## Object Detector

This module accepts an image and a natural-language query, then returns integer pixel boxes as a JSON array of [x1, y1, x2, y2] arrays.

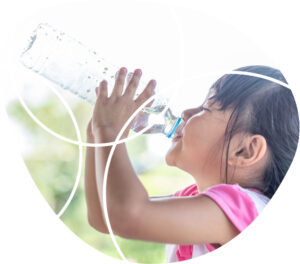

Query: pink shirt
[[165, 183, 270, 262]]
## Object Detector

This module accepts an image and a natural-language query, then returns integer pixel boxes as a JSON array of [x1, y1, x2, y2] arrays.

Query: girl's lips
[[172, 135, 182, 142], [172, 120, 185, 138], [172, 125, 184, 142], [171, 119, 185, 142]]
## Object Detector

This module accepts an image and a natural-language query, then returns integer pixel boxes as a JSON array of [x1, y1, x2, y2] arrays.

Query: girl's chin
[[165, 157, 176, 167], [165, 147, 179, 166], [165, 149, 175, 166]]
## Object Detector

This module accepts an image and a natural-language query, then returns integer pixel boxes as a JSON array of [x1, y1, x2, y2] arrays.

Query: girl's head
[[166, 65, 299, 198]]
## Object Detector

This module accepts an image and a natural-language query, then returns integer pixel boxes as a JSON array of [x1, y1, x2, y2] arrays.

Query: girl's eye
[[200, 106, 210, 112]]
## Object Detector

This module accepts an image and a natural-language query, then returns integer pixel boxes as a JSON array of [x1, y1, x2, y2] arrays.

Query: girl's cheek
[[184, 120, 211, 155], [184, 119, 202, 143]]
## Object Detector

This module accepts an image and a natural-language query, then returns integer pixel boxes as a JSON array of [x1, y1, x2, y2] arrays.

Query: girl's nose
[[181, 107, 202, 122]]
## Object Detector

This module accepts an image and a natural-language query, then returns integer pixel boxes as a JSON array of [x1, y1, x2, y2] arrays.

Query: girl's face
[[165, 99, 233, 189]]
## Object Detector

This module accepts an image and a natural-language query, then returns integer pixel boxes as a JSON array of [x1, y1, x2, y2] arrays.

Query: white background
[[1, 0, 300, 263]]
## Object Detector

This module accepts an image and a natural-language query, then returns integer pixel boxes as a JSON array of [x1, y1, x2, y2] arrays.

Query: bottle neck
[[162, 108, 182, 138], [165, 117, 182, 138]]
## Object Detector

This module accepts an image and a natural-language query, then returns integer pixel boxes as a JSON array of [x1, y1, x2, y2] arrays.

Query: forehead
[[205, 86, 231, 110]]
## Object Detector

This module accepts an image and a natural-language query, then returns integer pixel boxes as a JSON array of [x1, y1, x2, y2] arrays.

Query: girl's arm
[[94, 131, 239, 245], [90, 68, 239, 245], [84, 120, 109, 234]]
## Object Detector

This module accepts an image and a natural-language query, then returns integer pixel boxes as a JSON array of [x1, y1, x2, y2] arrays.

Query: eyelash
[[200, 106, 210, 112]]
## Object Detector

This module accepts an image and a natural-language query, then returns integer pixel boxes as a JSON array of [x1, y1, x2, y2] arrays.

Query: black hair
[[208, 65, 299, 199]]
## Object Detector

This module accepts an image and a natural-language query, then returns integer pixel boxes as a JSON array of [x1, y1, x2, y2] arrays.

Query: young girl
[[84, 65, 299, 262]]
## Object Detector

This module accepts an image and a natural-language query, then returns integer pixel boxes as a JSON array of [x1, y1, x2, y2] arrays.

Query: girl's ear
[[228, 134, 268, 168]]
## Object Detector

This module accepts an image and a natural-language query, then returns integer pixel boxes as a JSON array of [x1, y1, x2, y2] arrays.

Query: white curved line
[[16, 91, 153, 147], [43, 86, 83, 218], [16, 84, 83, 218], [99, 93, 159, 262], [177, 70, 291, 90], [228, 70, 291, 89], [101, 7, 186, 262], [16, 80, 178, 148], [45, 86, 83, 218]]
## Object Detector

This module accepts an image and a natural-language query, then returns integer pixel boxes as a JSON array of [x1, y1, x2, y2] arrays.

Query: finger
[[125, 68, 142, 99], [95, 80, 108, 100], [99, 79, 108, 99], [135, 79, 156, 107], [111, 67, 127, 97], [95, 86, 100, 96], [126, 72, 134, 86]]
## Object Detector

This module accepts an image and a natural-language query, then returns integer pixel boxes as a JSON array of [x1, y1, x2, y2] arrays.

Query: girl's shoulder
[[202, 184, 270, 219], [174, 183, 270, 232], [168, 183, 270, 262]]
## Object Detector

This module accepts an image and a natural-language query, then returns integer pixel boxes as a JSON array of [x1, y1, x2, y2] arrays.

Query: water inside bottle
[[138, 103, 181, 137], [142, 104, 166, 115]]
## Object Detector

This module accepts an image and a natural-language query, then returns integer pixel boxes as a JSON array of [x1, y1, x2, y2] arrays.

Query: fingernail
[[135, 69, 142, 75], [151, 79, 156, 86], [120, 67, 127, 73]]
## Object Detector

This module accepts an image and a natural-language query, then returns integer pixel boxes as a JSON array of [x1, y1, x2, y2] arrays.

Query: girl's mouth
[[172, 131, 183, 142], [172, 135, 182, 142], [172, 120, 185, 142]]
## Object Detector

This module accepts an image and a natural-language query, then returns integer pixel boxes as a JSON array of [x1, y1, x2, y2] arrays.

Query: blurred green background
[[7, 86, 194, 264]]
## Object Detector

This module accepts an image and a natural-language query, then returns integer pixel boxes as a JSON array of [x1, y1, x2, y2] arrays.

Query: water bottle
[[19, 23, 182, 138]]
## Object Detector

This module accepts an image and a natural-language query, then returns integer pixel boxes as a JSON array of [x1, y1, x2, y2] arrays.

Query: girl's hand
[[86, 119, 94, 143], [91, 67, 156, 141]]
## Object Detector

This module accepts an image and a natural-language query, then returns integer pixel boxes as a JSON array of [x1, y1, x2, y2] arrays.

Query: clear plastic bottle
[[19, 23, 182, 138]]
